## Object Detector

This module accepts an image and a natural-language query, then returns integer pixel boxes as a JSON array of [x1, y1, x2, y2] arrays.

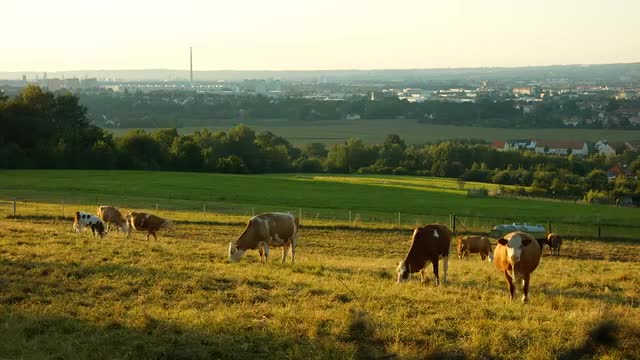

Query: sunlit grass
[[1, 216, 639, 359]]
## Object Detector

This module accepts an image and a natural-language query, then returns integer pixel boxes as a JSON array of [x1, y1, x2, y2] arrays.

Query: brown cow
[[125, 212, 170, 240], [396, 224, 452, 285], [228, 212, 299, 264], [97, 206, 129, 233], [457, 235, 493, 261], [493, 231, 541, 303], [547, 233, 563, 256]]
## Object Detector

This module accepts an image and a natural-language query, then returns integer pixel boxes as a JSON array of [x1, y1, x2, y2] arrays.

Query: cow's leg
[[432, 257, 440, 286], [442, 255, 449, 284], [281, 242, 290, 264], [259, 242, 270, 263], [290, 235, 297, 264], [522, 273, 531, 303], [504, 271, 515, 300], [419, 268, 427, 282]]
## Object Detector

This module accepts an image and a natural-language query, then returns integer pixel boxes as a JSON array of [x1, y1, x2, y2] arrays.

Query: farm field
[[1, 170, 639, 232], [1, 216, 639, 359], [105, 119, 640, 145]]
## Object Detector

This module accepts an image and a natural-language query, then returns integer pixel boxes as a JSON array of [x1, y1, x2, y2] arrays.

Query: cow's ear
[[497, 238, 508, 246], [522, 238, 532, 246]]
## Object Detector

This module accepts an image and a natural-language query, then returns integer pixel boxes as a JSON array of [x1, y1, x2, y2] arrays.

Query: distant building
[[345, 113, 361, 120], [594, 139, 616, 156], [491, 140, 508, 151], [533, 140, 588, 156], [46, 78, 64, 91], [607, 164, 636, 180]]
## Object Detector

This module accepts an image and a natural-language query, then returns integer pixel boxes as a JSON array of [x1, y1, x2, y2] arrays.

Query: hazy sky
[[2, 0, 639, 71]]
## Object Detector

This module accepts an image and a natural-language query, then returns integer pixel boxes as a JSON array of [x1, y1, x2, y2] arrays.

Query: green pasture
[[107, 119, 640, 145], [1, 170, 639, 232]]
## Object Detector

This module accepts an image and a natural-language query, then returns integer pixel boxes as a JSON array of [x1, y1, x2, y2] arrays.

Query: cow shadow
[[541, 287, 638, 307], [0, 311, 354, 360]]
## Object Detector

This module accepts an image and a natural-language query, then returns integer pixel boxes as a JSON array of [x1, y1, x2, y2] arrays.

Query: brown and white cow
[[125, 212, 170, 240], [228, 212, 299, 264], [546, 233, 563, 256], [396, 224, 452, 285], [73, 211, 106, 238], [457, 235, 493, 261], [97, 206, 129, 233], [493, 231, 541, 303]]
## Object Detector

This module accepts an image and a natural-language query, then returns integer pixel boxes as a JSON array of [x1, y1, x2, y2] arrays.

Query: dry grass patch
[[0, 218, 639, 359]]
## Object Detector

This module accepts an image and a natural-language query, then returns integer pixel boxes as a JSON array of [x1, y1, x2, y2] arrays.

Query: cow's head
[[497, 232, 532, 264], [396, 261, 411, 283], [228, 241, 245, 263], [95, 222, 107, 238]]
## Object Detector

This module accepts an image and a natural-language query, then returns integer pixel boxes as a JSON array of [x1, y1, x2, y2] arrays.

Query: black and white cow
[[73, 211, 106, 238]]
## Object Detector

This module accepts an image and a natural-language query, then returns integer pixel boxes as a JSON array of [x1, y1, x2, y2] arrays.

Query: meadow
[[106, 119, 640, 145], [1, 214, 639, 359], [2, 170, 639, 226]]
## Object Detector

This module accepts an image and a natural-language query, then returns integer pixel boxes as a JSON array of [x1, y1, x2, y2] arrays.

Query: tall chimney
[[190, 47, 193, 84]]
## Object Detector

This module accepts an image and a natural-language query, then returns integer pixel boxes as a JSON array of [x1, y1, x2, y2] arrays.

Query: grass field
[[107, 119, 640, 145], [2, 170, 639, 231], [1, 215, 639, 359]]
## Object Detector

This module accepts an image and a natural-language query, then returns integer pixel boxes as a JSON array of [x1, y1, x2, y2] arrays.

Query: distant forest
[[2, 86, 640, 202], [78, 90, 640, 129]]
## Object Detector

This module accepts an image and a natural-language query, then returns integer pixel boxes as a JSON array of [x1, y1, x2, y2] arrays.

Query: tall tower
[[190, 47, 193, 84]]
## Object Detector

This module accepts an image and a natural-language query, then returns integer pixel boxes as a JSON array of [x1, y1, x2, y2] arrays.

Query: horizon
[[3, 0, 640, 73], [3, 61, 640, 77]]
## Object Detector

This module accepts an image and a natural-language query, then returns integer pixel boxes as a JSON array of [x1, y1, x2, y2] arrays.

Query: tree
[[303, 142, 328, 158], [585, 169, 609, 192]]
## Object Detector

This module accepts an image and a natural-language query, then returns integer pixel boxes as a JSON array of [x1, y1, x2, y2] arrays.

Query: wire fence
[[1, 195, 639, 241]]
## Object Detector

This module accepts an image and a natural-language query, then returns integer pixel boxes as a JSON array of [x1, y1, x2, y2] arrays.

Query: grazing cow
[[73, 211, 106, 238], [396, 224, 452, 285], [547, 233, 563, 256], [457, 235, 493, 261], [228, 212, 299, 264], [126, 212, 170, 240], [493, 231, 541, 303], [97, 206, 129, 233]]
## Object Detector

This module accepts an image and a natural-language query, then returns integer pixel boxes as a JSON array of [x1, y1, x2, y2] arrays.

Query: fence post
[[598, 223, 601, 240], [452, 214, 457, 235], [349, 210, 352, 224], [398, 212, 401, 227], [251, 207, 255, 216], [548, 220, 552, 233], [299, 208, 302, 223], [62, 200, 65, 218], [13, 198, 16, 217], [155, 203, 159, 212], [203, 204, 206, 220]]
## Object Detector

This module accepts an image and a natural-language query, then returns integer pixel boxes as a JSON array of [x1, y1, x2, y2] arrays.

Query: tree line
[[2, 86, 640, 202], [78, 89, 640, 129]]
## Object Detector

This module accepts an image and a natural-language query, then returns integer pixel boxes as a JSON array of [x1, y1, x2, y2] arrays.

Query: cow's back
[[129, 212, 161, 230], [413, 224, 451, 258], [520, 234, 542, 273], [265, 213, 298, 243], [98, 206, 122, 222]]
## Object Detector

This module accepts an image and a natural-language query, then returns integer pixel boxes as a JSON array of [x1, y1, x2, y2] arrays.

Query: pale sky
[[2, 0, 639, 71]]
